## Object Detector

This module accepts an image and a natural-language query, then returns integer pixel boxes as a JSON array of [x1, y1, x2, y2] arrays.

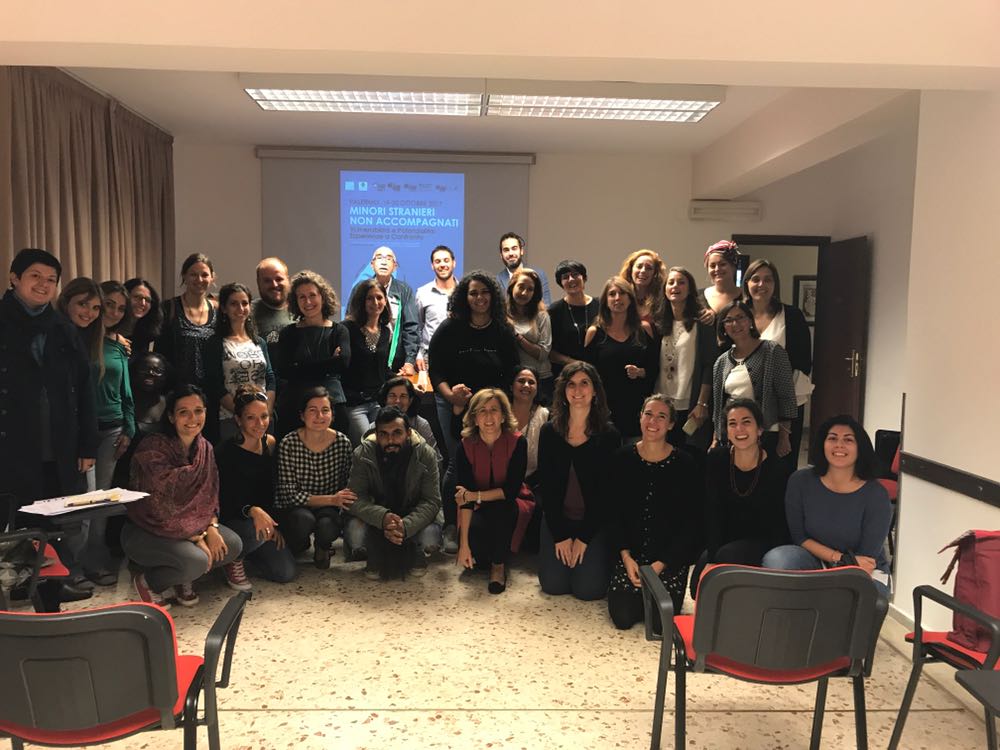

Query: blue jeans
[[346, 401, 380, 446], [762, 544, 890, 598], [344, 516, 443, 554], [226, 516, 296, 583]]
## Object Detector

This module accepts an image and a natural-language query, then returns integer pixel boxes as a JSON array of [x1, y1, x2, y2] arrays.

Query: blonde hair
[[461, 389, 519, 438], [619, 249, 667, 320]]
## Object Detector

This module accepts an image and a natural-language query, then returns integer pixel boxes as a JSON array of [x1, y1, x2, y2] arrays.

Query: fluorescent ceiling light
[[486, 95, 718, 122], [245, 88, 482, 116], [241, 77, 724, 122]]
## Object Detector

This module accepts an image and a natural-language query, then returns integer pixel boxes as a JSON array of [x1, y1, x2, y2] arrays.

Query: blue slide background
[[340, 170, 464, 307]]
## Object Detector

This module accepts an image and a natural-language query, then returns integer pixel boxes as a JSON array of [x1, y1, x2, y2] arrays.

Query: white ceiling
[[68, 67, 791, 154]]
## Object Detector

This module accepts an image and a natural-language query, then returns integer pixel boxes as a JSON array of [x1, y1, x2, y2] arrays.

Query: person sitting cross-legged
[[345, 406, 442, 579]]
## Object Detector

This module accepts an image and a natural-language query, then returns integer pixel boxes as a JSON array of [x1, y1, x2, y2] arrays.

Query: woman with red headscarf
[[699, 240, 743, 325]]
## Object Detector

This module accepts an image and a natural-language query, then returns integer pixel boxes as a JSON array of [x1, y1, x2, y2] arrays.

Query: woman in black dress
[[690, 398, 789, 598], [583, 276, 658, 441], [156, 253, 218, 388], [607, 394, 702, 629], [273, 270, 351, 438]]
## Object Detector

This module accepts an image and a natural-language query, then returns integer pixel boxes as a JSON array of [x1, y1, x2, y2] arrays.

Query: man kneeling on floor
[[346, 406, 442, 579]]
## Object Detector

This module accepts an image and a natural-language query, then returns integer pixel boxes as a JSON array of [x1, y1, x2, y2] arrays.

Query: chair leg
[[184, 678, 202, 750], [810, 678, 828, 750], [649, 641, 671, 750], [852, 675, 868, 750], [888, 658, 925, 750], [674, 653, 686, 750], [986, 708, 997, 750], [11, 738, 26, 750]]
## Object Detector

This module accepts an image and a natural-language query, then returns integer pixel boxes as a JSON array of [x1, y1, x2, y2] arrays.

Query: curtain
[[0, 66, 172, 290]]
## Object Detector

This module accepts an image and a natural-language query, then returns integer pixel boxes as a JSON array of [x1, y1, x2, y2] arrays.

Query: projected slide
[[341, 171, 464, 305]]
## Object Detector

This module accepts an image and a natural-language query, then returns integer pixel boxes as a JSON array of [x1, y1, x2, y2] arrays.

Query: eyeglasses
[[372, 253, 396, 262], [722, 315, 749, 327]]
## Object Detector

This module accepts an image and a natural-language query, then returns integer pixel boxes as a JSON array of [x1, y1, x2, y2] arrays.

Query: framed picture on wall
[[793, 275, 818, 325]]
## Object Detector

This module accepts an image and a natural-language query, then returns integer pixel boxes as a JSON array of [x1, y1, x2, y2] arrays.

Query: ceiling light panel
[[246, 88, 482, 116]]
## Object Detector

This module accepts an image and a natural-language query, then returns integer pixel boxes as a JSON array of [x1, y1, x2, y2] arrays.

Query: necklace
[[363, 325, 380, 353], [567, 302, 587, 349], [469, 318, 492, 330], [730, 445, 763, 497], [663, 320, 683, 382]]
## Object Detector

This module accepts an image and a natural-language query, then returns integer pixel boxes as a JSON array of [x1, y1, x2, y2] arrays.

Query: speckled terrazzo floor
[[22, 551, 991, 750]]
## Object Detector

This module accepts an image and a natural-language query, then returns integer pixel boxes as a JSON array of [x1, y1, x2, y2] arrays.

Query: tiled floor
[[24, 553, 990, 750]]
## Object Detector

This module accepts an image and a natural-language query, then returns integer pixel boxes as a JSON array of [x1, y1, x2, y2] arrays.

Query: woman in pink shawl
[[454, 388, 528, 595], [122, 383, 242, 609]]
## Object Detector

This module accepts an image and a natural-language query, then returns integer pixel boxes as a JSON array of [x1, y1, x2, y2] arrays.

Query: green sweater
[[96, 337, 136, 437]]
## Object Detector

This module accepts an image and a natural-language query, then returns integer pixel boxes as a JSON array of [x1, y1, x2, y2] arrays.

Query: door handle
[[843, 350, 861, 378]]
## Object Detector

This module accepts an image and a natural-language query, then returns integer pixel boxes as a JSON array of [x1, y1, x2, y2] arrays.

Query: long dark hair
[[742, 258, 783, 315], [124, 277, 163, 344], [215, 282, 258, 339], [659, 266, 704, 333], [99, 280, 134, 335], [345, 278, 392, 327], [549, 360, 610, 438], [595, 276, 644, 344], [810, 414, 880, 480], [448, 270, 513, 336], [161, 383, 207, 437]]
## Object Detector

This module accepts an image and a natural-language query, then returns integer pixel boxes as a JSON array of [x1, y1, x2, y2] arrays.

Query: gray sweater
[[784, 468, 892, 573]]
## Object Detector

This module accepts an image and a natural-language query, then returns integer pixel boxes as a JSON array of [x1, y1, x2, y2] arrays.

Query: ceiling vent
[[688, 200, 763, 222]]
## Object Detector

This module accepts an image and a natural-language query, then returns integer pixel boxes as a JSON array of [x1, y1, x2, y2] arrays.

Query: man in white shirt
[[415, 245, 458, 372], [496, 232, 551, 306]]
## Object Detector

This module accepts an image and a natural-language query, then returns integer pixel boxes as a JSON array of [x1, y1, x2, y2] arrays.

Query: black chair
[[0, 527, 70, 612], [889, 585, 1000, 749], [0, 591, 251, 749], [640, 564, 887, 750], [955, 669, 999, 750]]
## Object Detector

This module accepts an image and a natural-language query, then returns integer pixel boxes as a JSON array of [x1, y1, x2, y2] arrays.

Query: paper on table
[[18, 488, 148, 517]]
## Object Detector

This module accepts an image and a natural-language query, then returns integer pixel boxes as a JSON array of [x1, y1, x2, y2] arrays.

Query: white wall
[[171, 140, 261, 297], [891, 90, 1000, 629]]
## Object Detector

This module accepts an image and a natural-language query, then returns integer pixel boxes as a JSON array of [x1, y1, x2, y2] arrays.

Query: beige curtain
[[0, 66, 172, 290]]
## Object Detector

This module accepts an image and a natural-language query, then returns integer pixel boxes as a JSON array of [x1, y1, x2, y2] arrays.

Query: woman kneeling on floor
[[215, 385, 296, 589], [123, 384, 242, 609]]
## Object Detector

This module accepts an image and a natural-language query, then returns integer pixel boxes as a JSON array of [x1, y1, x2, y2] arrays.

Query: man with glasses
[[367, 247, 419, 377], [0, 248, 98, 603]]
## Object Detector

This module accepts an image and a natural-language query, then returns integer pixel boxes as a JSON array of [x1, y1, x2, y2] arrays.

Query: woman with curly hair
[[204, 282, 276, 444], [506, 267, 553, 404], [454, 388, 527, 595], [583, 277, 658, 440], [124, 277, 163, 359], [619, 249, 668, 331], [273, 270, 351, 438], [340, 279, 392, 445], [536, 361, 620, 600], [429, 270, 519, 548]]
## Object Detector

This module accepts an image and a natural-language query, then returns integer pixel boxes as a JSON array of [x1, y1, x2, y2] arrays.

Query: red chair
[[877, 446, 901, 557], [0, 591, 250, 749], [0, 527, 70, 612], [888, 585, 1000, 749], [640, 564, 886, 749]]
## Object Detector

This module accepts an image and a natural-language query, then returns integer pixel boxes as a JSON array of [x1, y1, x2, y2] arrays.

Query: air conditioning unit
[[688, 200, 763, 222]]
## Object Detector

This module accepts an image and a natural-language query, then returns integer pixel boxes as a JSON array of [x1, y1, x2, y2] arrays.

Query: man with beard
[[345, 406, 442, 579], [415, 245, 457, 372], [368, 247, 419, 377], [496, 232, 551, 306], [252, 257, 293, 344]]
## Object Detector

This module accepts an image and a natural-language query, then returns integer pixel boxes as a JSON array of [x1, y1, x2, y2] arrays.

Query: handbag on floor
[[939, 529, 1000, 651]]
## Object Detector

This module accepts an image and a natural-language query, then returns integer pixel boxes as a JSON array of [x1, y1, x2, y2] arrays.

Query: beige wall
[[892, 91, 1000, 629], [171, 140, 261, 298]]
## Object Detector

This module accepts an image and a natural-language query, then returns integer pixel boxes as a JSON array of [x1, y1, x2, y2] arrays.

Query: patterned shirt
[[275, 430, 353, 509], [219, 338, 269, 419]]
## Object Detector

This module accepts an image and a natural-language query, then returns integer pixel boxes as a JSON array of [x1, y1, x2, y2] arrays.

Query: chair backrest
[[0, 603, 180, 732], [874, 429, 901, 479], [692, 565, 879, 675]]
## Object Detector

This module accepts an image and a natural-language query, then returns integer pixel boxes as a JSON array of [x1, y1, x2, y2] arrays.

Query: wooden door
[[809, 236, 871, 440]]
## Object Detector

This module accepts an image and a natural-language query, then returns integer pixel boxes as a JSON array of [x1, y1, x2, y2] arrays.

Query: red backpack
[[939, 530, 1000, 652]]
